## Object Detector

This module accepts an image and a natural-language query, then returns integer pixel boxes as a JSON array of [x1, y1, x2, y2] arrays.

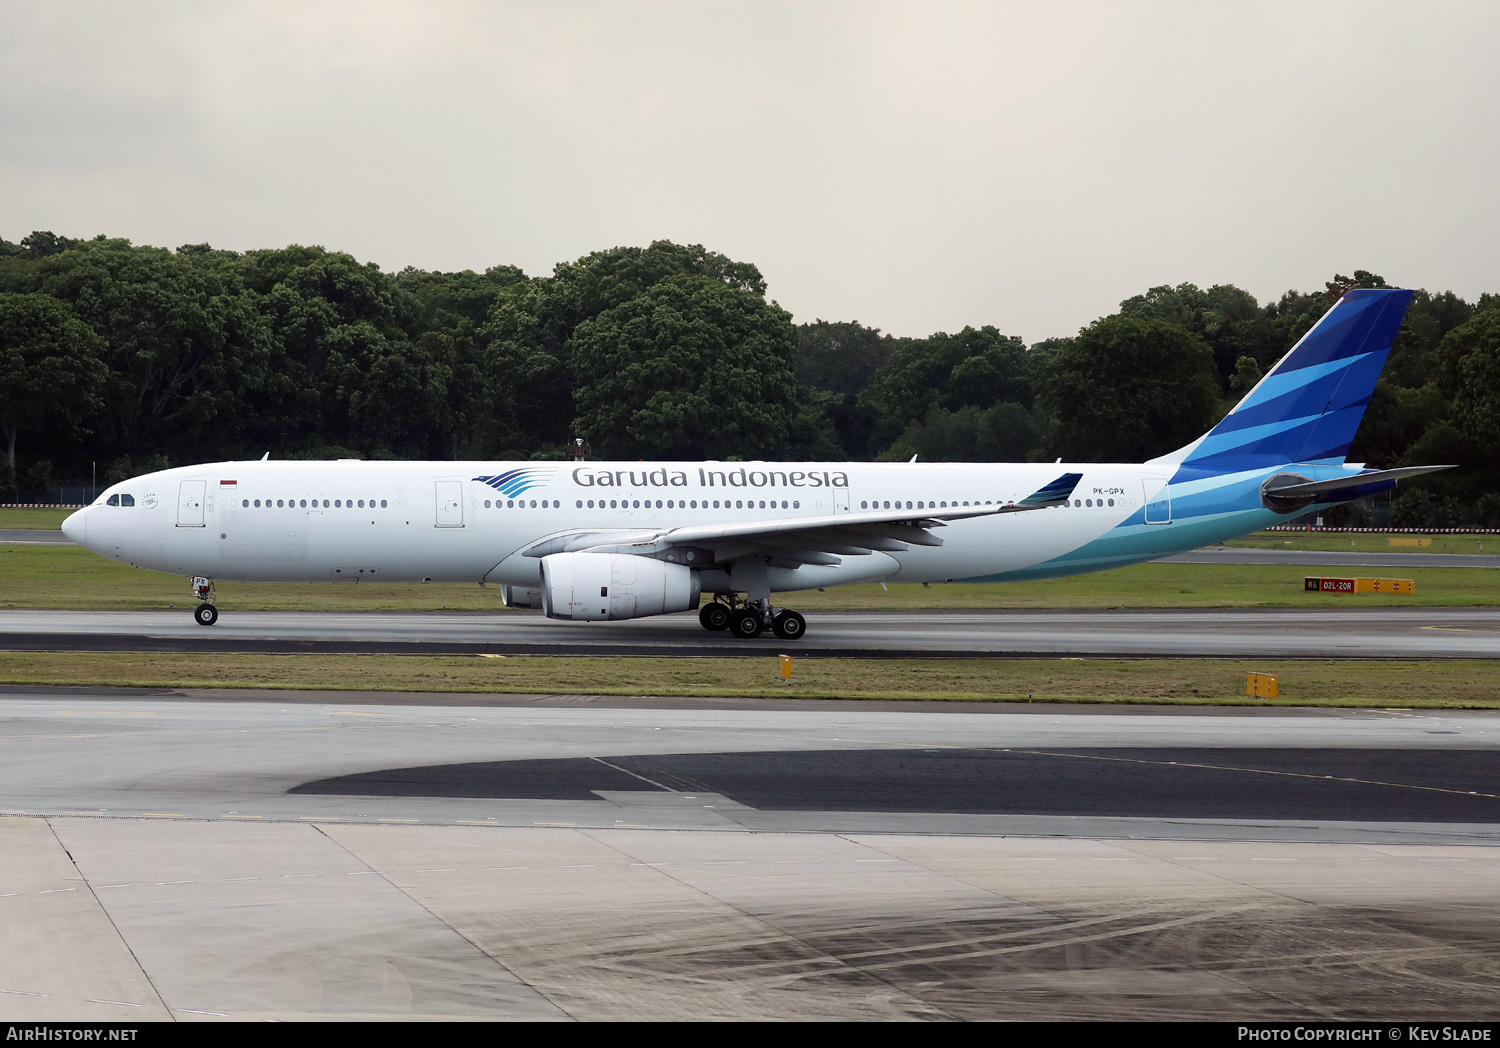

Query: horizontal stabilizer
[[1261, 465, 1455, 512], [1269, 465, 1456, 498]]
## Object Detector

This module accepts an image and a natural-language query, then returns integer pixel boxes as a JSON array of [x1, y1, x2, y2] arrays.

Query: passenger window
[[381, 500, 387, 508]]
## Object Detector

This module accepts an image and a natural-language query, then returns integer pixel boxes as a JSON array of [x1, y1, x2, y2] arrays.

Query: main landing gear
[[699, 597, 806, 640], [191, 576, 218, 626]]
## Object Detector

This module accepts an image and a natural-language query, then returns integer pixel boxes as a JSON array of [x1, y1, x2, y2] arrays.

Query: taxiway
[[6, 606, 1500, 658]]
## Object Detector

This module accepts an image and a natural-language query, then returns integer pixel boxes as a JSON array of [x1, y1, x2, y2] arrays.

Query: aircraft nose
[[60, 508, 86, 545]]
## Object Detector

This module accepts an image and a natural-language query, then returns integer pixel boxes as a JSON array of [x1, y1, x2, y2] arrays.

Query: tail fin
[[1173, 288, 1413, 473]]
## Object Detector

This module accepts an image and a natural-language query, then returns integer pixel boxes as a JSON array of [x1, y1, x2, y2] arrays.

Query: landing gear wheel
[[699, 603, 731, 631], [194, 603, 218, 627], [728, 609, 763, 639], [772, 610, 806, 640]]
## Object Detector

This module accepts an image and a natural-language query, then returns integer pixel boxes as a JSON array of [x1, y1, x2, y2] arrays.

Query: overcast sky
[[2, 1, 1497, 341]]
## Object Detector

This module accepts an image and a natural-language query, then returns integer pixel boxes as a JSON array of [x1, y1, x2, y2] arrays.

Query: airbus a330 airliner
[[61, 289, 1448, 640]]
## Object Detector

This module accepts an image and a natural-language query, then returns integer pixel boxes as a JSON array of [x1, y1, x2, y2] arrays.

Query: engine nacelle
[[540, 552, 701, 621]]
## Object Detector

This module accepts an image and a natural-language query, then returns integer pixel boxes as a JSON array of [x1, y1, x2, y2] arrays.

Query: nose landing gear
[[190, 576, 218, 626]]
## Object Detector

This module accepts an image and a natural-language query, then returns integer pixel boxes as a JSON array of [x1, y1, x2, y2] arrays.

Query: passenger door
[[177, 480, 206, 527], [435, 481, 464, 528], [1143, 477, 1171, 524]]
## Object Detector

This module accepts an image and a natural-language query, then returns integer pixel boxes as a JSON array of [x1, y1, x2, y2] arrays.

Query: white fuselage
[[62, 457, 1294, 593]]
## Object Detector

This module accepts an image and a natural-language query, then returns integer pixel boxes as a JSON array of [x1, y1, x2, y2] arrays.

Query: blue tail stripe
[[1292, 347, 1389, 463], [1227, 352, 1370, 413], [1208, 353, 1378, 435], [1186, 414, 1325, 462], [1184, 420, 1322, 471], [1178, 289, 1411, 475], [1272, 290, 1408, 373]]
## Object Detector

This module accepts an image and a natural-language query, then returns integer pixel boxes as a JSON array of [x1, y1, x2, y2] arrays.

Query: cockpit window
[[106, 494, 119, 506], [120, 494, 135, 507]]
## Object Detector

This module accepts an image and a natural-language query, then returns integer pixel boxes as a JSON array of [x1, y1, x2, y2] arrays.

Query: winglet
[[1017, 472, 1083, 508]]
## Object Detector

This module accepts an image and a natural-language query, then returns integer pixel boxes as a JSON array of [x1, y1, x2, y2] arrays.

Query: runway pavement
[[0, 528, 71, 545], [7, 606, 1500, 658], [2, 689, 1500, 845], [10, 535, 1500, 1018], [1, 689, 1498, 1020], [1, 688, 1494, 842]]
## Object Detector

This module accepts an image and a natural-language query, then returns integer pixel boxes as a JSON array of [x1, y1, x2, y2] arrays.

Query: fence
[[1265, 525, 1500, 534]]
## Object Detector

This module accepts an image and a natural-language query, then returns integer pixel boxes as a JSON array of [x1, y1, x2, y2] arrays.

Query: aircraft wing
[[524, 473, 1082, 565]]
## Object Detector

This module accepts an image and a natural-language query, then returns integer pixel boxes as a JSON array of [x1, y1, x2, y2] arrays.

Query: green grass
[[0, 507, 73, 529], [3, 543, 1498, 611], [1225, 530, 1499, 555], [3, 652, 1499, 708]]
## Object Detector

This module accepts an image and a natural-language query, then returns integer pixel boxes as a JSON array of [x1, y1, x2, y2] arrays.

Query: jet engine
[[540, 552, 700, 621]]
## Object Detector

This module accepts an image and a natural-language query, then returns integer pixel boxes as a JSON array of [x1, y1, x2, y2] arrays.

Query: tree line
[[2, 232, 1497, 525]]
